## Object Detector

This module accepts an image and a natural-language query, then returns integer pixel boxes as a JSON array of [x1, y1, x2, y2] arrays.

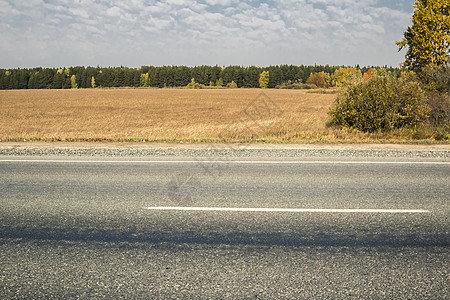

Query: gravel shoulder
[[1, 142, 449, 159]]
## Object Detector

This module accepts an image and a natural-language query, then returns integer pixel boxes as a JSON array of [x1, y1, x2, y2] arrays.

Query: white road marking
[[0, 159, 449, 165], [143, 207, 431, 213]]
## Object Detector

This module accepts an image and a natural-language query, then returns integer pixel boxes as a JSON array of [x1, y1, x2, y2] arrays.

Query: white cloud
[[68, 7, 90, 18], [105, 6, 122, 17], [361, 22, 385, 35], [204, 0, 236, 6], [165, 0, 191, 6], [0, 0, 414, 67]]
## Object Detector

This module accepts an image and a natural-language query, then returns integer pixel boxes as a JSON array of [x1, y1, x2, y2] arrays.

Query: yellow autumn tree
[[363, 69, 377, 81], [70, 75, 78, 89], [259, 71, 269, 88], [307, 72, 326, 88], [333, 67, 362, 87], [307, 71, 332, 88], [397, 0, 449, 73], [140, 73, 150, 87]]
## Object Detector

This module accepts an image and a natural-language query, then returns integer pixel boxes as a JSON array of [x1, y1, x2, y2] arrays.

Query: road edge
[[1, 142, 449, 158]]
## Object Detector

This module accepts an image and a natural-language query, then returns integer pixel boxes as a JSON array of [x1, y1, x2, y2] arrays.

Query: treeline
[[0, 65, 400, 90]]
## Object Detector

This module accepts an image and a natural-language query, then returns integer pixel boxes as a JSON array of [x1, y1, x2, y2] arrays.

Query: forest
[[0, 64, 400, 90]]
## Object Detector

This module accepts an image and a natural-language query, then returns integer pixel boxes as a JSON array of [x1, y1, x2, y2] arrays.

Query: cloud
[[0, 0, 414, 67], [204, 0, 236, 6]]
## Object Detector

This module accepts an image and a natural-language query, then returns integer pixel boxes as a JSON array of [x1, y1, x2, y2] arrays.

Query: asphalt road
[[0, 156, 449, 298]]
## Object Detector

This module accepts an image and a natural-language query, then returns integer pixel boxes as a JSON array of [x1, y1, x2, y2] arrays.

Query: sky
[[0, 0, 415, 68]]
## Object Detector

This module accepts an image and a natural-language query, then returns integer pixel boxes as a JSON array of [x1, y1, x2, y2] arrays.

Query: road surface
[[1, 156, 449, 298]]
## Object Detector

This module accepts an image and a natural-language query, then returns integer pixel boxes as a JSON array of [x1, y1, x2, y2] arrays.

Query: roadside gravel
[[1, 143, 449, 158]]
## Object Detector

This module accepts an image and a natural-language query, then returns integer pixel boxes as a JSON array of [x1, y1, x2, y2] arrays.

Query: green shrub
[[425, 91, 450, 128], [186, 78, 203, 89], [329, 75, 430, 132], [226, 80, 237, 88], [215, 78, 224, 87], [420, 65, 450, 94], [276, 80, 317, 89]]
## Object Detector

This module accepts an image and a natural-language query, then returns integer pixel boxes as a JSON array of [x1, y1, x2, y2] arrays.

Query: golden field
[[0, 88, 337, 142], [0, 88, 444, 143]]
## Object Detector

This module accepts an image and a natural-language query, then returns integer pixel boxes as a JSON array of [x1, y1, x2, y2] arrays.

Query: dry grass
[[0, 88, 446, 143]]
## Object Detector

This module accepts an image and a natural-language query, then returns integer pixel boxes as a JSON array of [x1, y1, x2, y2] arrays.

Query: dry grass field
[[0, 88, 443, 143], [0, 88, 336, 142]]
